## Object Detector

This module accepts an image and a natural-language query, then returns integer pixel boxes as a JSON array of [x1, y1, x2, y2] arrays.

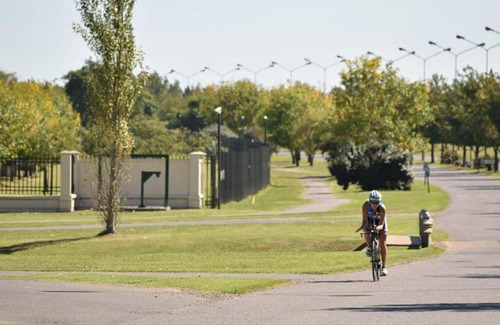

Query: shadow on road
[[310, 280, 369, 284], [42, 290, 101, 294], [322, 302, 500, 312]]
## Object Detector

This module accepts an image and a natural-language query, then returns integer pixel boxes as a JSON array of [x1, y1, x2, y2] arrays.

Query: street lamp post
[[456, 35, 488, 72], [367, 51, 389, 63], [399, 47, 450, 80], [454, 35, 485, 77], [391, 48, 415, 64], [263, 115, 268, 144], [204, 66, 223, 83], [428, 41, 456, 79], [271, 60, 311, 85], [304, 55, 345, 93], [237, 63, 275, 84], [399, 47, 425, 79], [221, 67, 240, 81], [167, 68, 205, 89], [214, 106, 222, 209], [484, 27, 500, 73], [429, 40, 482, 80]]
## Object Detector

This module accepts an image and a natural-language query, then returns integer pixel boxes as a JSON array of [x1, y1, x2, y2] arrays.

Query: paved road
[[1, 167, 500, 324]]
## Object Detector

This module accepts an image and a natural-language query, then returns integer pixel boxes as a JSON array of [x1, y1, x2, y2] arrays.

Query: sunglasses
[[369, 200, 380, 204]]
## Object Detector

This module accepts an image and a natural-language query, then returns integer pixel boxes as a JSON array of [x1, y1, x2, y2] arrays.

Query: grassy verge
[[5, 273, 290, 294], [0, 220, 445, 292]]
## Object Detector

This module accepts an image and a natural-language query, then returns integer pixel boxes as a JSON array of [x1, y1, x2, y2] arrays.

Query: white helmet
[[369, 190, 382, 203]]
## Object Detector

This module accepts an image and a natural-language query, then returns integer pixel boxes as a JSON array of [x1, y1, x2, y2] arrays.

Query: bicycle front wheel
[[371, 242, 380, 281]]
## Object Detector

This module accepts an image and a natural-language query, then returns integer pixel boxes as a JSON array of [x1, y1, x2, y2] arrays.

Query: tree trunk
[[308, 153, 314, 166], [462, 145, 466, 166], [295, 150, 300, 167], [441, 143, 445, 164], [104, 150, 120, 234], [495, 146, 499, 172], [431, 142, 435, 163]]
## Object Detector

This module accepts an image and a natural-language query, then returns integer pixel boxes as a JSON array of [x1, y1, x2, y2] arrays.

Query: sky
[[1, 0, 500, 90]]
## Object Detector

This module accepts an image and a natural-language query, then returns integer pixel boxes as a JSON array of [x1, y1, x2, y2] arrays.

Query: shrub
[[326, 142, 413, 190]]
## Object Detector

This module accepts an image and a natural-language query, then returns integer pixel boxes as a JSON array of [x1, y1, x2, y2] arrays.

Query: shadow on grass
[[0, 236, 95, 255]]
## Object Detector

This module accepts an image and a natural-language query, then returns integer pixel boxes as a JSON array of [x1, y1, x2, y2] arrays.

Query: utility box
[[419, 209, 433, 248]]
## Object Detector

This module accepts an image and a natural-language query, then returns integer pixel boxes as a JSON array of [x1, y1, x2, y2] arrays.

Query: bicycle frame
[[361, 218, 382, 281]]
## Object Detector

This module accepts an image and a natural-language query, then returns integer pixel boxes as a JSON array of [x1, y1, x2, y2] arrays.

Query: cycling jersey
[[365, 200, 388, 232]]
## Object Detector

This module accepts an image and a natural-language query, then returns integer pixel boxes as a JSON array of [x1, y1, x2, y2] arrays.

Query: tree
[[483, 72, 500, 171], [288, 90, 333, 166], [323, 57, 430, 189], [451, 68, 498, 166], [0, 80, 81, 157], [63, 63, 93, 127], [75, 0, 147, 234], [330, 57, 430, 150], [198, 80, 265, 136], [266, 82, 327, 165], [0, 70, 17, 82], [422, 74, 456, 163]]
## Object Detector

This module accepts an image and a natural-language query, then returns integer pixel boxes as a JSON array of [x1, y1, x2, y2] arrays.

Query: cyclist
[[362, 190, 388, 276]]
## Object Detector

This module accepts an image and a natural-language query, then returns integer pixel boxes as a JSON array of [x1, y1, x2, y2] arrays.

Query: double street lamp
[[485, 27, 500, 73], [399, 46, 450, 80], [429, 39, 483, 80], [271, 60, 312, 85], [391, 48, 415, 64], [204, 66, 240, 83], [367, 51, 390, 63], [167, 68, 205, 89], [456, 35, 488, 72], [237, 63, 275, 84], [304, 55, 345, 93]]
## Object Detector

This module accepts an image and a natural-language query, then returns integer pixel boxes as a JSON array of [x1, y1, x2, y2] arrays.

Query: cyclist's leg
[[364, 233, 371, 247], [379, 231, 387, 267]]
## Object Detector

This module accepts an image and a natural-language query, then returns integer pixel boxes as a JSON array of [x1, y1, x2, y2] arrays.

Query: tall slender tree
[[74, 0, 147, 234]]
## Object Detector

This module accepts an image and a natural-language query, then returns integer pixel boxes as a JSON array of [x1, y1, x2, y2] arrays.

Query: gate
[[205, 138, 270, 207], [0, 156, 61, 195]]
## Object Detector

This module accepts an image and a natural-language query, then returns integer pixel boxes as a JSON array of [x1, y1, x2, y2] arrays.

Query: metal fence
[[0, 156, 61, 195], [205, 137, 271, 207]]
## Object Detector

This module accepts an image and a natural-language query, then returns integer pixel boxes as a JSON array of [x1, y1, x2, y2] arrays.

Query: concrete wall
[[75, 152, 206, 210], [0, 196, 60, 212]]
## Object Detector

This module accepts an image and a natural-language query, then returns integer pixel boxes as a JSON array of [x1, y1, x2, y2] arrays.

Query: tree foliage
[[0, 79, 81, 157], [199, 80, 265, 135], [330, 57, 431, 150], [266, 82, 331, 164]]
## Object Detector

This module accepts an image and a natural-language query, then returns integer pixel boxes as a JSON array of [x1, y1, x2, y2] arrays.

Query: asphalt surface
[[1, 166, 500, 324]]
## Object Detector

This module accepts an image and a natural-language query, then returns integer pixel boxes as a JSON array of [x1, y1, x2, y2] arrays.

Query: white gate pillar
[[188, 152, 206, 208], [59, 151, 78, 212]]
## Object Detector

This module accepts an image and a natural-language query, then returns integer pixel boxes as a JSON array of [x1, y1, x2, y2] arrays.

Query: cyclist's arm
[[362, 202, 369, 230], [376, 206, 386, 231]]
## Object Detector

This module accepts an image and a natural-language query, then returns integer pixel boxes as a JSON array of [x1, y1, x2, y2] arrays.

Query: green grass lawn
[[6, 273, 290, 294], [0, 154, 450, 294]]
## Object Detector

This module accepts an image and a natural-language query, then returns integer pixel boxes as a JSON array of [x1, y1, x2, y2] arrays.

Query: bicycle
[[356, 219, 382, 281]]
